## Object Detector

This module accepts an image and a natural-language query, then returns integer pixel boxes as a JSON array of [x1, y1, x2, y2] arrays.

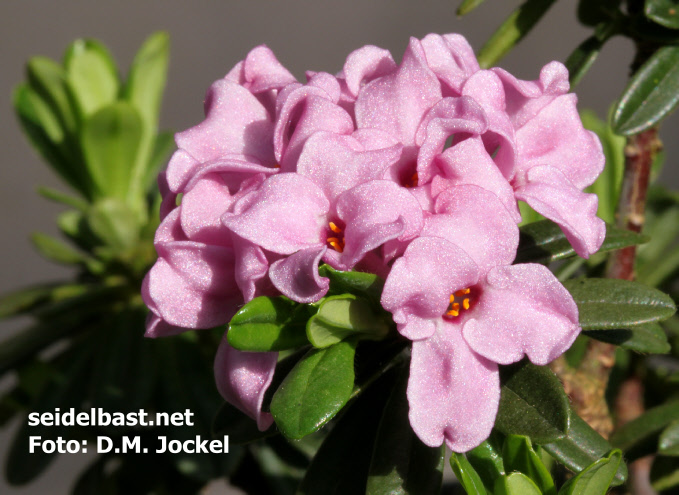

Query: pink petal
[[342, 45, 397, 98], [355, 37, 442, 146], [515, 94, 604, 189], [180, 174, 234, 246], [427, 184, 519, 272], [232, 235, 270, 303], [420, 33, 479, 95], [225, 45, 296, 94], [296, 131, 402, 204], [515, 165, 606, 258], [182, 156, 276, 195], [408, 321, 499, 452], [336, 180, 424, 269], [176, 79, 275, 166], [463, 264, 580, 366], [222, 173, 329, 254], [165, 149, 200, 193], [270, 246, 329, 303], [431, 137, 521, 222], [214, 337, 277, 431], [144, 312, 186, 338], [381, 236, 478, 340], [154, 208, 187, 245]]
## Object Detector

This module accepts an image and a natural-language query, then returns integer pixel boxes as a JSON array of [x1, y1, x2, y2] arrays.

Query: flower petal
[[408, 321, 499, 452], [463, 264, 580, 366], [270, 246, 329, 303], [214, 337, 277, 431], [421, 33, 479, 95], [342, 45, 397, 98], [225, 45, 296, 94], [180, 174, 234, 245]]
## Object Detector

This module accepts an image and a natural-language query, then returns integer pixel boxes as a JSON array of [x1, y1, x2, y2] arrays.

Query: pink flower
[[381, 185, 580, 451]]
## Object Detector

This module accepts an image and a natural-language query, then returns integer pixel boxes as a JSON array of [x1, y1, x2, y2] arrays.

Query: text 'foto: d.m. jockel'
[[141, 33, 605, 452]]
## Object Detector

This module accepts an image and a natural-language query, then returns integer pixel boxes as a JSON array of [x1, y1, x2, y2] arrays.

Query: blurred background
[[1, 0, 677, 493]]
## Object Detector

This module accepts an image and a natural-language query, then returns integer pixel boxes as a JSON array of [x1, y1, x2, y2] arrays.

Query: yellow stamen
[[449, 294, 455, 303], [444, 288, 473, 319], [455, 288, 471, 297], [329, 221, 342, 234], [463, 298, 470, 310]]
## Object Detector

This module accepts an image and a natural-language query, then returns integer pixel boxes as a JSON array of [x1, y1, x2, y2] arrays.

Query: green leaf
[[307, 294, 390, 348], [563, 278, 676, 330], [86, 198, 141, 250], [612, 45, 679, 135], [495, 362, 571, 444], [64, 38, 120, 119], [81, 102, 143, 200], [557, 449, 622, 495], [659, 419, 679, 455], [494, 472, 542, 495], [503, 435, 556, 495], [467, 434, 506, 493], [30, 232, 88, 265], [6, 347, 92, 485], [228, 296, 311, 352], [565, 36, 607, 87], [298, 367, 396, 495], [584, 322, 671, 353], [577, 0, 623, 26], [515, 221, 648, 264], [610, 400, 679, 459], [271, 340, 357, 439], [37, 186, 88, 210], [366, 365, 445, 495], [646, 0, 679, 29], [26, 56, 77, 135], [477, 0, 558, 69], [450, 453, 488, 495], [319, 264, 384, 302], [0, 283, 83, 319], [650, 455, 679, 491], [144, 131, 175, 192], [457, 0, 487, 16], [542, 413, 627, 486]]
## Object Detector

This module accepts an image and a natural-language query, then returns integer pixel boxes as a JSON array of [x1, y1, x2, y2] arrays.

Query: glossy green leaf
[[611, 400, 679, 459], [261, 346, 310, 413], [6, 347, 92, 485], [228, 296, 311, 352], [81, 102, 143, 200], [298, 367, 396, 495], [64, 38, 119, 118], [307, 294, 389, 348], [646, 0, 679, 29], [503, 435, 556, 495], [563, 278, 676, 330], [319, 264, 384, 302], [577, 0, 623, 26], [450, 453, 487, 495], [650, 455, 679, 491], [271, 340, 357, 439], [660, 419, 679, 455], [86, 198, 141, 250], [477, 0, 558, 69], [542, 413, 627, 486], [367, 365, 444, 495], [557, 449, 622, 495], [30, 232, 88, 265], [495, 362, 571, 444], [515, 221, 648, 264], [584, 322, 671, 353], [467, 433, 506, 493], [612, 45, 679, 135], [494, 472, 542, 495], [457, 0, 487, 16]]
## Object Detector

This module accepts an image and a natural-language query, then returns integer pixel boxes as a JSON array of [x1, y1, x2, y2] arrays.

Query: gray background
[[0, 1, 676, 493]]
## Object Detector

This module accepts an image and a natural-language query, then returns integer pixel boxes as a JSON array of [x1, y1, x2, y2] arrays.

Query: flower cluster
[[142, 34, 605, 451]]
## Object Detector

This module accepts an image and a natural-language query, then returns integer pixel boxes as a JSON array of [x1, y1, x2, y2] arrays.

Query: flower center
[[327, 221, 345, 253], [444, 288, 473, 319]]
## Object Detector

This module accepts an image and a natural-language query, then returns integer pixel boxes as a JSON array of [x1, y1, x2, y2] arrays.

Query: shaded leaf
[[584, 322, 671, 353], [0, 283, 82, 319], [26, 56, 77, 134], [271, 340, 356, 439], [542, 413, 627, 486], [495, 361, 571, 444], [646, 0, 679, 30], [578, 0, 623, 26], [659, 419, 679, 455], [467, 433, 506, 493], [503, 435, 556, 495], [565, 36, 606, 87], [86, 198, 141, 250], [319, 264, 384, 303], [144, 131, 175, 192], [557, 449, 622, 495], [31, 232, 88, 265], [563, 278, 676, 330], [457, 0, 488, 16], [37, 186, 88, 210], [450, 453, 488, 495], [610, 400, 679, 459], [612, 45, 679, 135], [477, 0, 558, 69], [650, 455, 679, 491]]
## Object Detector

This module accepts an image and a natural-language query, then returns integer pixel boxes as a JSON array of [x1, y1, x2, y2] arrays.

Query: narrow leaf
[[367, 365, 444, 495], [503, 435, 556, 495], [0, 283, 83, 319], [515, 221, 648, 264], [612, 45, 679, 135], [584, 322, 671, 354], [494, 472, 542, 495], [457, 0, 488, 16], [563, 278, 676, 330], [26, 56, 77, 134], [30, 232, 88, 265], [467, 434, 506, 493], [610, 400, 679, 459], [477, 0, 558, 69], [271, 340, 357, 439], [565, 35, 606, 87], [228, 296, 311, 352], [557, 449, 622, 495], [495, 361, 571, 444], [659, 419, 679, 455], [646, 0, 679, 30], [542, 413, 627, 486], [37, 186, 88, 210], [143, 131, 175, 192], [650, 455, 679, 491], [450, 453, 488, 495]]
